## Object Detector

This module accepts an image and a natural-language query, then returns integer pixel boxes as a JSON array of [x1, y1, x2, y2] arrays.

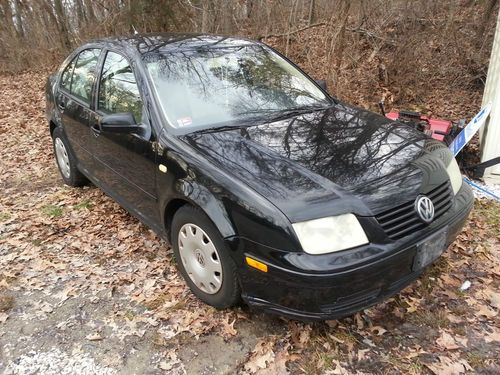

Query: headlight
[[292, 214, 369, 255], [446, 158, 462, 195]]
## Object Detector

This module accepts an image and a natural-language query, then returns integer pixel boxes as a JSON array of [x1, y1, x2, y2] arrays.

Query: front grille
[[375, 181, 453, 240]]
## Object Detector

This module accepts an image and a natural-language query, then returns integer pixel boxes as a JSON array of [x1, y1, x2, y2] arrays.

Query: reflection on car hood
[[182, 102, 448, 222]]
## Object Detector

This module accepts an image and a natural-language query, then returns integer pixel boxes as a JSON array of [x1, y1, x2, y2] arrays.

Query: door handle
[[91, 124, 101, 137], [57, 102, 65, 111]]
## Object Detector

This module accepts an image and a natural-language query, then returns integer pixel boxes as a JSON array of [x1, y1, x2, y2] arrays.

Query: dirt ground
[[0, 73, 499, 375]]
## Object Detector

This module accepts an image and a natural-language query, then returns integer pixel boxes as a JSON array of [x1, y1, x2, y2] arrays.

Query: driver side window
[[98, 51, 143, 123]]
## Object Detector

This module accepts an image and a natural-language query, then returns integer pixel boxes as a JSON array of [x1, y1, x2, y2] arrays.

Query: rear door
[[56, 48, 101, 174], [91, 50, 159, 225]]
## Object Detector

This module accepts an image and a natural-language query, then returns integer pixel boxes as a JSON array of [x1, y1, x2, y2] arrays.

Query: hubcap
[[54, 138, 71, 179], [178, 223, 223, 294]]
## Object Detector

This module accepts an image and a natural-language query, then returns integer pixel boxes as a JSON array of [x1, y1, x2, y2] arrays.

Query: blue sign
[[449, 103, 492, 156]]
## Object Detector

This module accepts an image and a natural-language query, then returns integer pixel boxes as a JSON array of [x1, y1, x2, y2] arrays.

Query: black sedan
[[45, 33, 473, 320]]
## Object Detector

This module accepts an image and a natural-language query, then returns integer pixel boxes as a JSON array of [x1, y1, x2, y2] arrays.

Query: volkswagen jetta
[[45, 34, 474, 320]]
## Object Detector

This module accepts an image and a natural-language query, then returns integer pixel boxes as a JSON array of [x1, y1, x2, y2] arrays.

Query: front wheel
[[171, 205, 241, 309], [52, 127, 88, 187]]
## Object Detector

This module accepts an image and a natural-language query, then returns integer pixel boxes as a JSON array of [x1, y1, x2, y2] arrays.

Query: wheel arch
[[49, 120, 58, 136], [162, 184, 236, 244], [164, 198, 189, 243]]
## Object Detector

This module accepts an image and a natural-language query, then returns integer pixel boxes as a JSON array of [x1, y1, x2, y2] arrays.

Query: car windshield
[[144, 45, 331, 132]]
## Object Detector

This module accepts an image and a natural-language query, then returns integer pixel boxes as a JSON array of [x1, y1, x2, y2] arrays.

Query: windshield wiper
[[190, 124, 250, 135], [265, 105, 329, 123], [188, 105, 330, 135]]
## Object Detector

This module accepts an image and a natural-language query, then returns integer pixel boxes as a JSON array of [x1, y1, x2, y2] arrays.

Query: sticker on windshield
[[177, 117, 193, 127]]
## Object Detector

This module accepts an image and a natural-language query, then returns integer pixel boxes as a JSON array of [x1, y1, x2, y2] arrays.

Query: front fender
[[156, 136, 300, 252]]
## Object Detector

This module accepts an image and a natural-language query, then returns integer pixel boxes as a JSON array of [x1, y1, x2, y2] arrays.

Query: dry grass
[[0, 295, 14, 312]]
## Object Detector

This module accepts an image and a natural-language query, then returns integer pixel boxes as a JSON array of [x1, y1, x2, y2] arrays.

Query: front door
[[91, 50, 159, 226], [56, 48, 101, 174]]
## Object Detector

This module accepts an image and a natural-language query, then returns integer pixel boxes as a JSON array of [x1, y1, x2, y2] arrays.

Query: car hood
[[181, 102, 448, 222]]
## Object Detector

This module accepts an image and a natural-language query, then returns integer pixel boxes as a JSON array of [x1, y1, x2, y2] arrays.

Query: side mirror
[[100, 112, 140, 134], [316, 79, 327, 91]]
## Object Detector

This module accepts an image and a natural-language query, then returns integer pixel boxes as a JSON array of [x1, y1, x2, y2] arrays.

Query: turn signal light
[[245, 256, 268, 273]]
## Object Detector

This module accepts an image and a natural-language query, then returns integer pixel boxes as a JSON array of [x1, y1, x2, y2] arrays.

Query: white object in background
[[449, 102, 492, 156], [459, 280, 472, 291], [480, 9, 500, 184]]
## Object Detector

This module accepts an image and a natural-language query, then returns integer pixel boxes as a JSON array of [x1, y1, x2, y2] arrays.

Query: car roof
[[86, 33, 259, 57]]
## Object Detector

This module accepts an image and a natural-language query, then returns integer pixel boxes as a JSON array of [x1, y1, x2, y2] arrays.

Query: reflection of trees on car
[[142, 40, 328, 128], [64, 49, 100, 102], [185, 104, 426, 200], [98, 52, 143, 123]]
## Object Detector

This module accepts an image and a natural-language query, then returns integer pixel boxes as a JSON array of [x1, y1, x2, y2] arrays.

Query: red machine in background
[[385, 110, 464, 145], [383, 106, 500, 186]]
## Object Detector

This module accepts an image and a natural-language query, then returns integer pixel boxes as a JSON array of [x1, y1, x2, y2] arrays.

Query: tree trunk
[[75, 0, 87, 30], [221, 0, 232, 34], [0, 0, 16, 37], [331, 0, 351, 86], [201, 0, 210, 33], [308, 0, 315, 25], [84, 0, 96, 22], [13, 0, 24, 38], [476, 0, 499, 47], [54, 0, 72, 50]]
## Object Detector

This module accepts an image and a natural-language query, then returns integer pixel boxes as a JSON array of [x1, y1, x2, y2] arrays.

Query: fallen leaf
[[355, 313, 364, 329], [34, 301, 53, 313], [289, 321, 311, 349], [222, 316, 237, 337], [484, 330, 500, 343], [159, 361, 174, 371], [86, 332, 103, 341], [244, 338, 276, 373], [325, 320, 338, 329], [436, 331, 460, 350], [159, 350, 183, 372], [424, 355, 472, 375], [405, 296, 421, 313], [259, 345, 291, 375], [370, 326, 387, 336], [0, 312, 8, 323], [477, 304, 498, 318], [357, 349, 370, 361], [326, 360, 350, 375], [446, 313, 463, 324]]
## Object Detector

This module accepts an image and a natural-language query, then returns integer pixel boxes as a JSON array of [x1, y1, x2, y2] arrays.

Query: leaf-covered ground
[[0, 72, 498, 374]]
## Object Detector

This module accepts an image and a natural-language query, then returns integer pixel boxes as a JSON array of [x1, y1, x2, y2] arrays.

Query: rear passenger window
[[62, 48, 100, 103]]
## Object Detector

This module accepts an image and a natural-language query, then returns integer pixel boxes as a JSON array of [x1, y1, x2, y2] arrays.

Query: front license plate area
[[412, 228, 448, 271]]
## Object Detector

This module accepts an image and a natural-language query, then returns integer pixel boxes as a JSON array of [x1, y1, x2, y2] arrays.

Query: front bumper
[[227, 183, 474, 321]]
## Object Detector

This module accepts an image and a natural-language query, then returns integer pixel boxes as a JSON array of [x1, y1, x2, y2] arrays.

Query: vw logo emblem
[[415, 195, 434, 223], [195, 251, 205, 267]]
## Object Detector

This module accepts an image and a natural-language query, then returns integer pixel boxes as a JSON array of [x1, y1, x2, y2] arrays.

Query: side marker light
[[245, 256, 268, 273]]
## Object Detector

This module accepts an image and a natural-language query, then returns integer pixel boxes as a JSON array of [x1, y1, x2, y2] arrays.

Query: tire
[[52, 127, 88, 187], [171, 205, 241, 309]]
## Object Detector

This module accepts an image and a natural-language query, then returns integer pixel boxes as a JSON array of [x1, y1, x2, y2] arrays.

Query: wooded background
[[0, 0, 498, 112], [0, 4, 499, 373]]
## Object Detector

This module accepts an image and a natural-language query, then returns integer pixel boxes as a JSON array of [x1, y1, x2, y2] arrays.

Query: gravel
[[2, 348, 116, 375]]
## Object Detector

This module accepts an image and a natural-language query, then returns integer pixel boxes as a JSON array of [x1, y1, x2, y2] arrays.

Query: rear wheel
[[52, 127, 88, 187], [171, 205, 241, 308]]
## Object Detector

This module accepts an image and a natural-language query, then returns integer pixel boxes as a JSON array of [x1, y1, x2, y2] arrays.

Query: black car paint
[[46, 33, 474, 320]]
